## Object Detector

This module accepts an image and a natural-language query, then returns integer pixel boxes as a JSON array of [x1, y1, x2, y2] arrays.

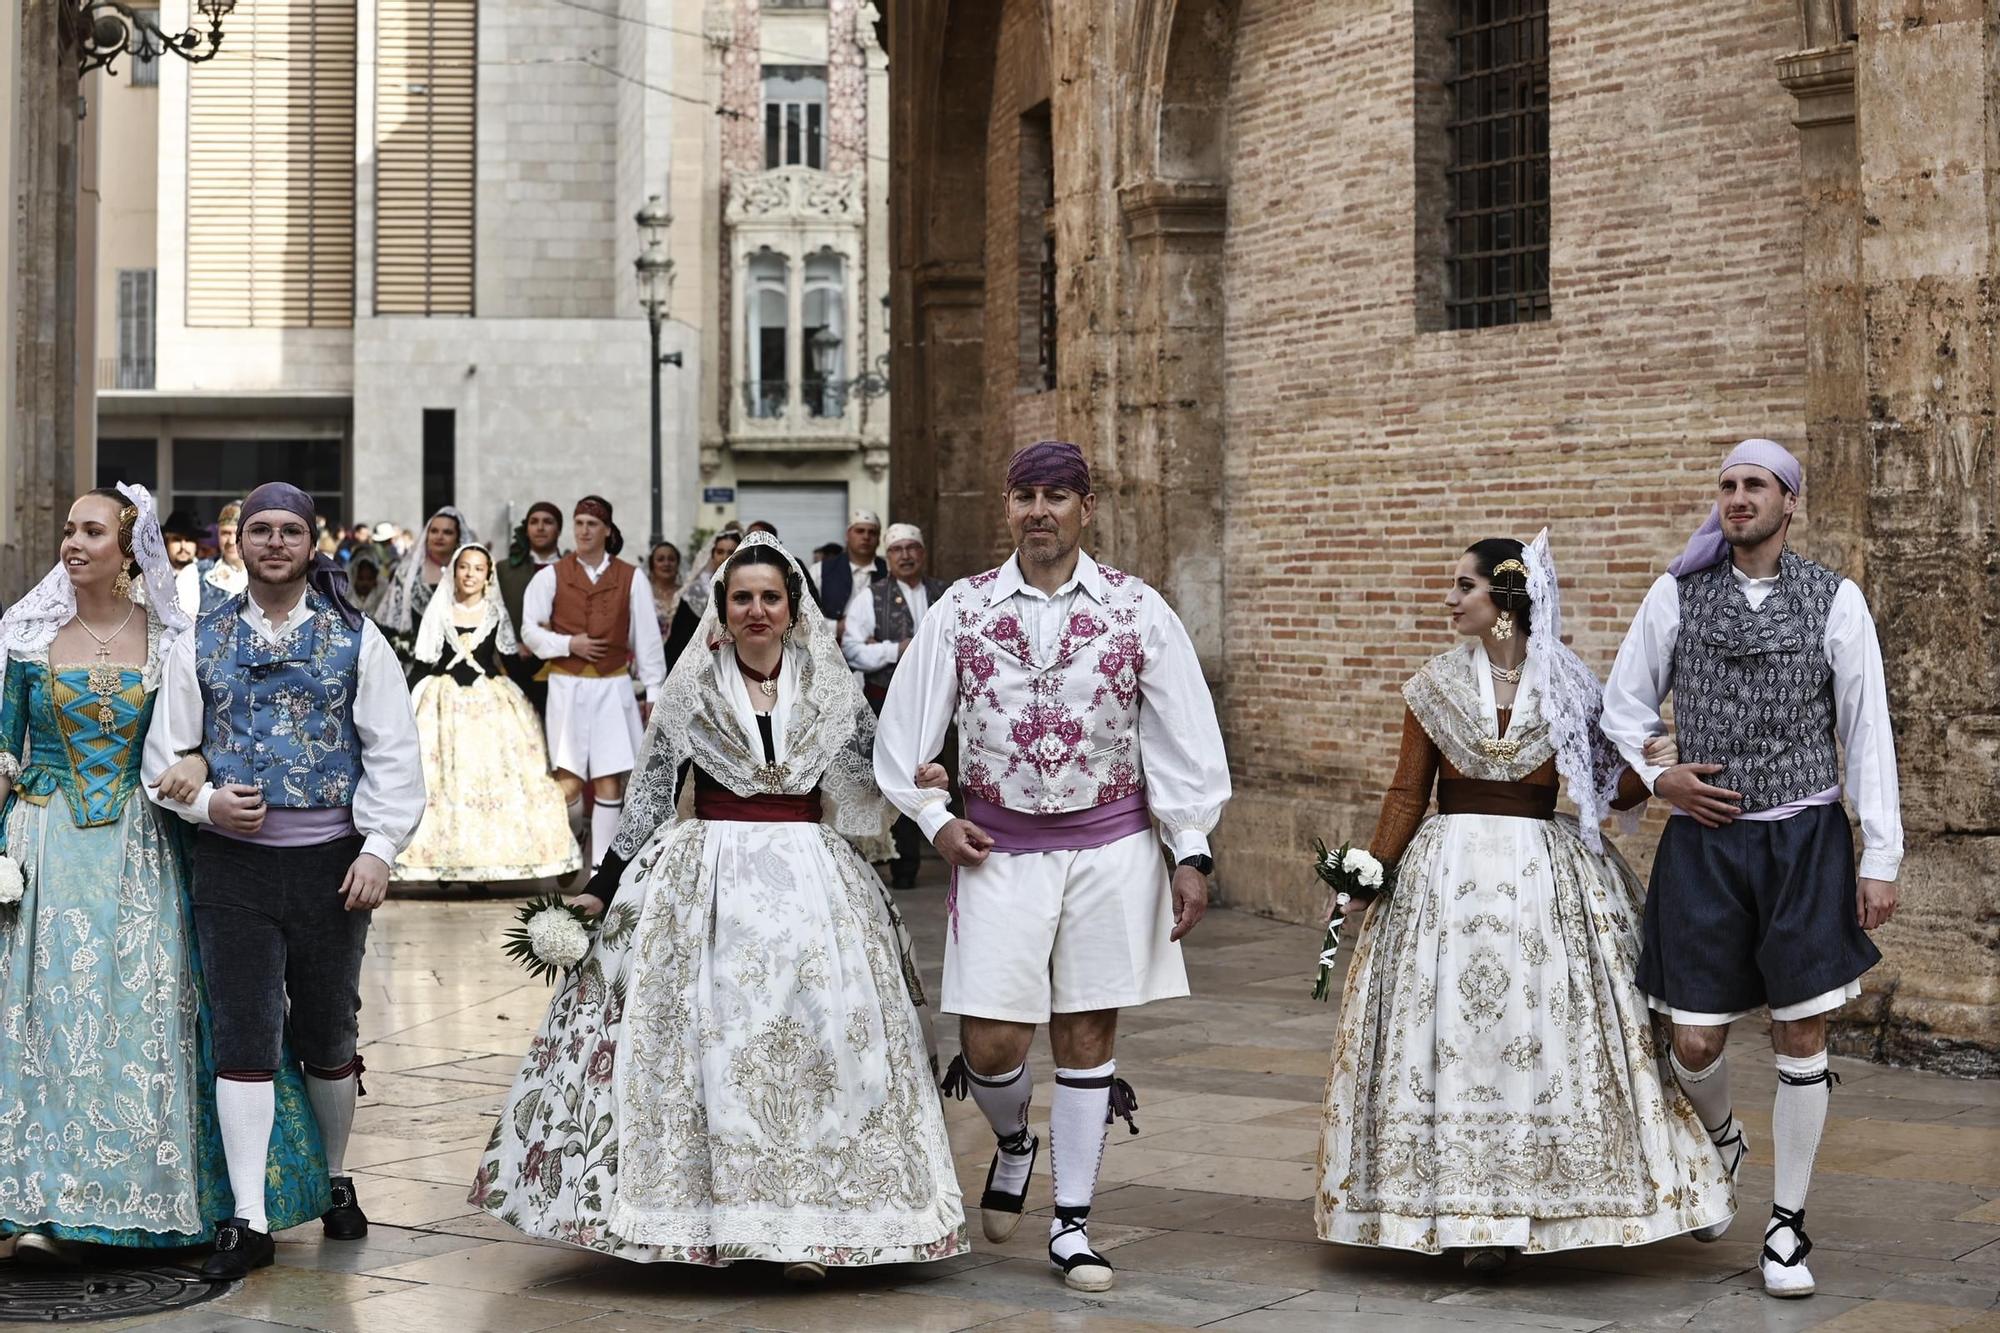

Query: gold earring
[[113, 569, 133, 599], [1493, 612, 1514, 641]]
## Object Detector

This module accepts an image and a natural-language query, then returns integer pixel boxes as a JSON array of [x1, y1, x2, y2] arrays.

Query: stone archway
[[1116, 0, 1237, 676], [889, 0, 1003, 576]]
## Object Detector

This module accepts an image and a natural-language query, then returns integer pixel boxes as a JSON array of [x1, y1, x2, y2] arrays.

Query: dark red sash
[[692, 769, 822, 823]]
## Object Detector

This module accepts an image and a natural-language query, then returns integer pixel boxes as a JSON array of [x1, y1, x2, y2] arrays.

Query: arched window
[[802, 252, 846, 418], [746, 251, 789, 419]]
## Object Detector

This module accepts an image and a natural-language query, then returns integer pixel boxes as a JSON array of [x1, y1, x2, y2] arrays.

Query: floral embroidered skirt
[[1316, 812, 1736, 1254], [468, 817, 966, 1265], [395, 673, 582, 883], [0, 797, 329, 1244]]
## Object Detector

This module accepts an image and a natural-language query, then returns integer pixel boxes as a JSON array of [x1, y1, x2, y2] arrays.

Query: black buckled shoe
[[322, 1175, 369, 1241], [200, 1218, 275, 1280]]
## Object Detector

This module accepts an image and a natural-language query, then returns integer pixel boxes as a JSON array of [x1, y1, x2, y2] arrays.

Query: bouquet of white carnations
[[502, 894, 595, 983], [1309, 838, 1385, 1002], [0, 852, 22, 907]]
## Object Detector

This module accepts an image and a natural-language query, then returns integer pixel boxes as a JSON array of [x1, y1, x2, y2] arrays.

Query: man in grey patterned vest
[[842, 522, 947, 888], [1602, 438, 1902, 1301]]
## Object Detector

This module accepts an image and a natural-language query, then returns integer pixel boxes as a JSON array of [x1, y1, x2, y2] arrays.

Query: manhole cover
[[0, 1265, 228, 1323]]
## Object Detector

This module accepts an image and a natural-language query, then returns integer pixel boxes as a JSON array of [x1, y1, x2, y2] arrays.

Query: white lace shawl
[[409, 542, 519, 667], [1520, 528, 1628, 852], [0, 482, 188, 692], [612, 532, 891, 858]]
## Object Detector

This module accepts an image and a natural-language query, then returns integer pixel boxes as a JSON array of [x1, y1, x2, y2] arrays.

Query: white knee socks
[[589, 798, 622, 870], [1669, 1049, 1734, 1139], [305, 1069, 358, 1178], [1049, 1061, 1114, 1263], [966, 1061, 1035, 1193], [216, 1079, 276, 1234], [1772, 1050, 1833, 1239], [565, 792, 586, 843]]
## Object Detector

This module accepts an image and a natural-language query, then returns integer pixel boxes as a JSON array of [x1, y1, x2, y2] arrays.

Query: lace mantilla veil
[[610, 532, 891, 859], [1521, 528, 1628, 853], [410, 541, 520, 666], [0, 483, 190, 687]]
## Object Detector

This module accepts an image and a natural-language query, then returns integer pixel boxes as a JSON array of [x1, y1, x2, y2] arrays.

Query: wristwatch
[[1177, 854, 1214, 877]]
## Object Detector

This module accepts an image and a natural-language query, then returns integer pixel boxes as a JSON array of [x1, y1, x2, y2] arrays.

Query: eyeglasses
[[242, 522, 311, 548]]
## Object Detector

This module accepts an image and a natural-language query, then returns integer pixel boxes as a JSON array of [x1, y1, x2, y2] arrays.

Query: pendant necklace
[[738, 654, 782, 701], [76, 605, 137, 728], [1489, 660, 1524, 685]]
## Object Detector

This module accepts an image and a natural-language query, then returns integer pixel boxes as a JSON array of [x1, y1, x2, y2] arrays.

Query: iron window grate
[[1444, 0, 1550, 330]]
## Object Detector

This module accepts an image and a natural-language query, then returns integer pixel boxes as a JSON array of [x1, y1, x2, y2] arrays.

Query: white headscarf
[[410, 542, 518, 667], [613, 531, 889, 861], [0, 483, 190, 686], [378, 506, 477, 633], [1519, 528, 1628, 852], [675, 529, 740, 621]]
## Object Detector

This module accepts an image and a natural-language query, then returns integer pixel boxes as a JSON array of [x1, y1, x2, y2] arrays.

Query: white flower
[[0, 854, 21, 906], [1341, 849, 1385, 889], [526, 907, 590, 969]]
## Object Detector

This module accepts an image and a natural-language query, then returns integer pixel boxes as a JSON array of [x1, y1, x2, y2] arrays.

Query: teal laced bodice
[[1, 658, 154, 828]]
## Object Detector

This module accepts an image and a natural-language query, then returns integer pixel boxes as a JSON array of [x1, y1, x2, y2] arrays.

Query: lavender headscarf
[[1666, 438, 1803, 578], [241, 481, 365, 629]]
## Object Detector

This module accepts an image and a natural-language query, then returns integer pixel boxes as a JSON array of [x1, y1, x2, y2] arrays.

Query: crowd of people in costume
[[0, 436, 1898, 1306]]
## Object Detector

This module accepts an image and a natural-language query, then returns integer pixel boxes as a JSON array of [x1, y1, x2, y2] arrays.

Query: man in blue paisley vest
[[1602, 439, 1902, 1301], [144, 482, 424, 1280]]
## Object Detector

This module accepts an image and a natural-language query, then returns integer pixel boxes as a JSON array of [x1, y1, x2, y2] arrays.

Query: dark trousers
[[192, 832, 373, 1074]]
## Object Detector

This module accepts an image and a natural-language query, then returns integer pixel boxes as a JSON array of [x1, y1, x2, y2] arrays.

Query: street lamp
[[68, 0, 235, 79], [633, 195, 679, 548]]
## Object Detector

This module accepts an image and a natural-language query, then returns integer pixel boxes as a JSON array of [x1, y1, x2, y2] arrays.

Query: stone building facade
[[80, 0, 890, 559], [889, 0, 1998, 1073]]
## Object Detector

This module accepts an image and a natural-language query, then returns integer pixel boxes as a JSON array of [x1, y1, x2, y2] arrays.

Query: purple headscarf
[[1006, 441, 1092, 495], [1666, 438, 1803, 578], [240, 481, 365, 629]]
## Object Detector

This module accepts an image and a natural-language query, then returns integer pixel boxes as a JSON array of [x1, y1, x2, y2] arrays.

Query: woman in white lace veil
[[1315, 528, 1733, 1273], [0, 484, 331, 1259], [468, 531, 965, 1274], [375, 505, 476, 641], [394, 543, 578, 889], [608, 530, 888, 863]]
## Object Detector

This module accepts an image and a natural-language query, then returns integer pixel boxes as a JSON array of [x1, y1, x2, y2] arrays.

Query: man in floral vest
[[874, 441, 1230, 1294], [144, 481, 424, 1279]]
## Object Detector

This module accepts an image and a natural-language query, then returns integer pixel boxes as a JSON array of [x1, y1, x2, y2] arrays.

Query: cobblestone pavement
[[45, 869, 2000, 1332]]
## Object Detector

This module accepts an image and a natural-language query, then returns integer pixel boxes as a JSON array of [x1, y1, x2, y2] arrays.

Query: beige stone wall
[[891, 0, 2000, 1071]]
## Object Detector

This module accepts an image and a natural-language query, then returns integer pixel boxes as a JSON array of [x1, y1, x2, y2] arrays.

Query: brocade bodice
[[0, 658, 154, 828]]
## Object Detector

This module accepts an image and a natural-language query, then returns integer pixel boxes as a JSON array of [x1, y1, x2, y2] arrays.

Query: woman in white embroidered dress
[[393, 543, 580, 887], [468, 533, 964, 1276], [1317, 532, 1735, 1272]]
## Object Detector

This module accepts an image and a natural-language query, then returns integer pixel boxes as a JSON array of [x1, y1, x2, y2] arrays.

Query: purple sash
[[949, 792, 1154, 937]]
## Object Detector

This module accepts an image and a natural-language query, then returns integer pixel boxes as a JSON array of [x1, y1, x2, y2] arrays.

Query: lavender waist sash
[[966, 792, 1152, 853]]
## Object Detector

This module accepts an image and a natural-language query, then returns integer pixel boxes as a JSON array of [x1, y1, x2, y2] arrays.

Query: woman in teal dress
[[0, 485, 328, 1263]]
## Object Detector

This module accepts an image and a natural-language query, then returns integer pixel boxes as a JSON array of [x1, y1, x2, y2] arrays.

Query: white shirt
[[811, 557, 877, 620], [874, 549, 1230, 862], [1600, 565, 1903, 881], [519, 554, 668, 700], [841, 577, 932, 673], [174, 562, 203, 619], [142, 593, 427, 867]]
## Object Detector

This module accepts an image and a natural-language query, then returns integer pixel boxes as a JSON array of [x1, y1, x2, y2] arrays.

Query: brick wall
[[1213, 0, 1809, 918]]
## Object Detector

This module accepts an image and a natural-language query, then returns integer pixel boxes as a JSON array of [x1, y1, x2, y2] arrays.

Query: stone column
[[3, 0, 79, 600], [1780, 0, 1999, 1073]]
